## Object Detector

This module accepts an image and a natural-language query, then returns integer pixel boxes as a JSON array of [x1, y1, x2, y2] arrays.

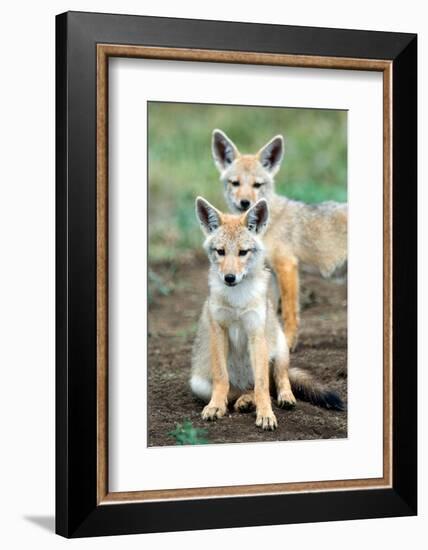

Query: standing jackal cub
[[190, 197, 344, 431], [212, 129, 347, 351]]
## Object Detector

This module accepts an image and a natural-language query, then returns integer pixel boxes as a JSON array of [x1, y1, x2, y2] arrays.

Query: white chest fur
[[208, 270, 270, 391], [210, 301, 267, 391], [226, 319, 253, 390]]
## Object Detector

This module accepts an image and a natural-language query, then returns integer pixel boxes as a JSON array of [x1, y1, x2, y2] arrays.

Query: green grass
[[149, 102, 347, 262], [169, 420, 209, 445], [147, 269, 174, 304]]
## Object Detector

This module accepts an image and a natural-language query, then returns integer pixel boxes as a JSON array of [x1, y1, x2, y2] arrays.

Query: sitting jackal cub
[[190, 197, 344, 431]]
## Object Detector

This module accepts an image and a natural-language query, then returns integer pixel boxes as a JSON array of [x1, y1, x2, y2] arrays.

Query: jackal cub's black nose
[[224, 274, 236, 285], [240, 199, 250, 210]]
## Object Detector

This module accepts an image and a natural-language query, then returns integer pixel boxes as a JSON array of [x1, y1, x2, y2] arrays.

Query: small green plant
[[169, 420, 209, 445], [148, 269, 173, 304]]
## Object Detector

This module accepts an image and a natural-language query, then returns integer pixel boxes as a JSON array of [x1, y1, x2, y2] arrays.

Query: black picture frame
[[56, 10, 417, 538]]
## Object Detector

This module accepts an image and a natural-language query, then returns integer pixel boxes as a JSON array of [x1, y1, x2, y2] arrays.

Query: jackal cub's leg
[[248, 331, 277, 430], [234, 391, 256, 413], [273, 253, 300, 351], [201, 319, 229, 421], [273, 346, 296, 410]]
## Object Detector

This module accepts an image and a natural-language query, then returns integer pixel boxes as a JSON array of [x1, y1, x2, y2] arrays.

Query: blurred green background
[[148, 102, 347, 263]]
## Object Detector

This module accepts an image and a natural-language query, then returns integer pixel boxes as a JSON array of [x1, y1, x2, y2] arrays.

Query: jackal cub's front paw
[[255, 408, 278, 431], [201, 401, 227, 421], [277, 389, 297, 410]]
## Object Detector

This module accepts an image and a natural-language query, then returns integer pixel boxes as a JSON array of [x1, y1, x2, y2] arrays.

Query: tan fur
[[212, 129, 347, 350], [201, 318, 229, 421], [191, 197, 296, 430], [271, 253, 300, 351]]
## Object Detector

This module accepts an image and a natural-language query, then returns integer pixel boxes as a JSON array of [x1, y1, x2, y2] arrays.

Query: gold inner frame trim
[[96, 44, 393, 505]]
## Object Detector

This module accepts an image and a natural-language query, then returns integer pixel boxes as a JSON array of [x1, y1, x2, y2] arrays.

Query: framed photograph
[[56, 11, 417, 538]]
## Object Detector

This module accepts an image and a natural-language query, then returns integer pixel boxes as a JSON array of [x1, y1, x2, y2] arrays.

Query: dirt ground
[[148, 259, 347, 446]]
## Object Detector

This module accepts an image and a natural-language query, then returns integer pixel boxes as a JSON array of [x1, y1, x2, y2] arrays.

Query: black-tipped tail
[[289, 368, 345, 411]]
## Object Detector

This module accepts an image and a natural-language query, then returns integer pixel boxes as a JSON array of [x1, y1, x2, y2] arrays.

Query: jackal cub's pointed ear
[[244, 199, 269, 234], [257, 135, 284, 175], [195, 196, 223, 235], [212, 129, 239, 172]]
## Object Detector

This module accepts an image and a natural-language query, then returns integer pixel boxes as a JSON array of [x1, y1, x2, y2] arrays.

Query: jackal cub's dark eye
[[253, 182, 263, 189], [216, 249, 225, 256], [239, 250, 249, 256], [230, 180, 240, 187]]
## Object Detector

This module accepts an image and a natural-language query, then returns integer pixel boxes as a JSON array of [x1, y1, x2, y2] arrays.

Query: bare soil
[[148, 260, 347, 446]]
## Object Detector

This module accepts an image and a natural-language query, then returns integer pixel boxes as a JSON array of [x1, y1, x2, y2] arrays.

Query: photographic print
[[147, 102, 348, 446], [57, 13, 417, 536]]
